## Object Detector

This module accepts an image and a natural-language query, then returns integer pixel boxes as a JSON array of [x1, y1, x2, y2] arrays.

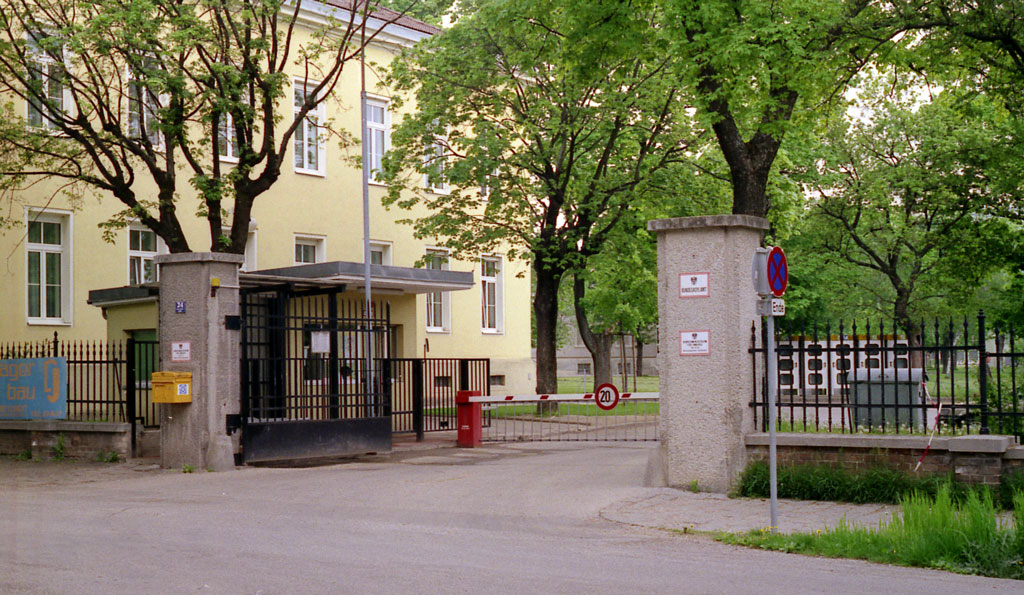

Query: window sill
[[368, 180, 388, 188], [295, 167, 326, 178], [27, 318, 73, 327], [481, 329, 504, 336], [426, 328, 450, 335], [218, 155, 240, 164]]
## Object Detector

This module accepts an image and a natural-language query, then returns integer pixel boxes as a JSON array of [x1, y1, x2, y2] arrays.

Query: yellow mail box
[[152, 371, 193, 404]]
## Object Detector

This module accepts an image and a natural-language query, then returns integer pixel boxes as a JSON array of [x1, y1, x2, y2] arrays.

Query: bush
[[736, 462, 1002, 508]]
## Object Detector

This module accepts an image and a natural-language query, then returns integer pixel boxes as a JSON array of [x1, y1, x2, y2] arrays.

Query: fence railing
[[389, 358, 490, 438], [0, 333, 159, 452], [477, 392, 660, 442], [749, 311, 1024, 439]]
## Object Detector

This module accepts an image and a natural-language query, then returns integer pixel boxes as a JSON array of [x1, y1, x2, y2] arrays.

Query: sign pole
[[766, 307, 779, 534]]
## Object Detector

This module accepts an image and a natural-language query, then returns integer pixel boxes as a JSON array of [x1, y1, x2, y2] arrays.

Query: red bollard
[[456, 390, 482, 447]]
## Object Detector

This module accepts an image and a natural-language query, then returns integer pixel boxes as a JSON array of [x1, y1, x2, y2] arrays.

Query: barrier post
[[456, 390, 482, 447]]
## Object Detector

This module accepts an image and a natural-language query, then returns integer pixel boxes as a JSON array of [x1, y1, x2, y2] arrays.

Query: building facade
[[0, 2, 534, 394]]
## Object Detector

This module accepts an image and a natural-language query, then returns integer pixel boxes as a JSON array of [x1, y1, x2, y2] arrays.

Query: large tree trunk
[[572, 276, 615, 392], [635, 336, 644, 377], [893, 289, 924, 367], [533, 265, 562, 395]]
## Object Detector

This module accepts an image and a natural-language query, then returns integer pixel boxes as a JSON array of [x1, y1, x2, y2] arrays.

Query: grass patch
[[717, 486, 1024, 580], [556, 376, 659, 394], [736, 462, 1024, 510]]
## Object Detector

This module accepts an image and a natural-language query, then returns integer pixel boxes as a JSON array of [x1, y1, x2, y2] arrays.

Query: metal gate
[[240, 286, 392, 463]]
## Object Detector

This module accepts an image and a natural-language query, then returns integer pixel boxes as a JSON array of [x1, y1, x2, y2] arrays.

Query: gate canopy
[[242, 260, 475, 294]]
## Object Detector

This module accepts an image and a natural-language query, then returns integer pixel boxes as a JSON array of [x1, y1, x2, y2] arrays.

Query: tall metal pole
[[359, 1, 374, 407], [766, 308, 779, 533]]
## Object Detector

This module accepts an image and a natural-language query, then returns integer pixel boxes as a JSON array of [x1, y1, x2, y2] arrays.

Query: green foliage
[[95, 450, 120, 463], [376, 0, 455, 25], [51, 433, 66, 461], [688, 479, 700, 493], [15, 449, 32, 461], [735, 461, 1024, 509], [182, 464, 194, 473], [719, 485, 1024, 580]]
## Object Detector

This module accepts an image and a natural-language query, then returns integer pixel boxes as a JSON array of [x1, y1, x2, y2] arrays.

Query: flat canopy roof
[[88, 260, 475, 307]]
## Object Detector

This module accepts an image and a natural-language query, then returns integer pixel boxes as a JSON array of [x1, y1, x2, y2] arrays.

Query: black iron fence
[[389, 358, 490, 438], [0, 333, 159, 451], [750, 312, 1024, 439]]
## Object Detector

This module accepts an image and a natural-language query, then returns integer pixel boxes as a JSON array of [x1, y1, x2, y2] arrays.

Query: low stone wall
[[0, 420, 131, 460], [746, 433, 1024, 486]]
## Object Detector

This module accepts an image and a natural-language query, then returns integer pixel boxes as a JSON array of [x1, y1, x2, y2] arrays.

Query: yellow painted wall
[[0, 13, 534, 392]]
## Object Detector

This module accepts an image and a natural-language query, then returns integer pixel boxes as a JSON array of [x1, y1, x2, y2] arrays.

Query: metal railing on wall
[[389, 358, 490, 439], [749, 311, 1024, 439], [0, 332, 159, 453]]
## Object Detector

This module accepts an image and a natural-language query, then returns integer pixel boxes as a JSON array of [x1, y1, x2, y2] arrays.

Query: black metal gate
[[240, 286, 392, 463]]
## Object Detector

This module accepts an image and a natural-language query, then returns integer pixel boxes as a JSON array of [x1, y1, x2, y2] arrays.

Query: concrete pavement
[[1, 439, 1018, 593]]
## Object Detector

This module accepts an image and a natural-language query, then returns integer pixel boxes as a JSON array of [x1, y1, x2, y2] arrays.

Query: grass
[[556, 375, 659, 394], [717, 486, 1024, 580], [736, 462, 1024, 510]]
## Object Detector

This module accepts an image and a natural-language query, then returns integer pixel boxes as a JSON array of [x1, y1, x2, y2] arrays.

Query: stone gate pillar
[[154, 253, 243, 471], [648, 215, 768, 492]]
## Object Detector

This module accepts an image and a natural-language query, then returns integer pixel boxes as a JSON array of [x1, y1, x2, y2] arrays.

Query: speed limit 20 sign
[[595, 383, 620, 411]]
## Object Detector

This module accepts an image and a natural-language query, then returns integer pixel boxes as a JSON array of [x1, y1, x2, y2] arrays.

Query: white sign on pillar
[[679, 330, 710, 356], [679, 272, 710, 298]]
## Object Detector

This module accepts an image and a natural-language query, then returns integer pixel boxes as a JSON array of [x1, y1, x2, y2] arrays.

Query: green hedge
[[736, 461, 1024, 510]]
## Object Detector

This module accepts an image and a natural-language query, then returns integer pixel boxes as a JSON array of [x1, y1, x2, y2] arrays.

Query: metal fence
[[478, 392, 660, 442], [0, 333, 159, 450], [750, 312, 1024, 439], [389, 358, 490, 437]]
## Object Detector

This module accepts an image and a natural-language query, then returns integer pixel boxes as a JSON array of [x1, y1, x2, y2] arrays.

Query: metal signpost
[[753, 245, 787, 533]]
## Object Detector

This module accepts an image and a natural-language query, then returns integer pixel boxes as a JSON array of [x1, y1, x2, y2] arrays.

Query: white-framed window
[[481, 256, 503, 333], [294, 234, 325, 264], [369, 240, 392, 266], [217, 113, 238, 162], [425, 139, 449, 194], [366, 97, 390, 183], [293, 80, 325, 175], [26, 210, 72, 324], [127, 224, 164, 285], [127, 60, 164, 149], [425, 249, 449, 332], [25, 32, 69, 131]]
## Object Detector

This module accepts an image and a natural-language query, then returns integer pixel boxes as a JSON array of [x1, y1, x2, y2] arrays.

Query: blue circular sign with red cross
[[767, 246, 788, 297]]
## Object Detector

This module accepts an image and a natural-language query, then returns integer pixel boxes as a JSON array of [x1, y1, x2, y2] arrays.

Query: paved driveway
[[1, 443, 1019, 594]]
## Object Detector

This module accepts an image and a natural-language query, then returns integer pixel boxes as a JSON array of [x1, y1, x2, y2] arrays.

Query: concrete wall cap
[[155, 252, 245, 265], [1003, 446, 1024, 460], [0, 420, 130, 433], [947, 435, 1014, 453], [647, 215, 769, 233], [745, 432, 940, 451]]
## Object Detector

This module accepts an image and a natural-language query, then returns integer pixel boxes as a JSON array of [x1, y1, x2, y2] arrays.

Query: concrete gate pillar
[[154, 253, 244, 471], [648, 215, 768, 492]]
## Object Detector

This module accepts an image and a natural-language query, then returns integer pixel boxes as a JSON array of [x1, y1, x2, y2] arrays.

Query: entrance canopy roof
[[88, 260, 475, 308]]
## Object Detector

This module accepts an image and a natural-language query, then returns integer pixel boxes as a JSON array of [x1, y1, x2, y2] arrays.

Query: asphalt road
[[1, 443, 1019, 594]]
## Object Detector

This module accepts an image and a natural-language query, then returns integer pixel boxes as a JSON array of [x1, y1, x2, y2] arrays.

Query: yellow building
[[0, 2, 534, 395]]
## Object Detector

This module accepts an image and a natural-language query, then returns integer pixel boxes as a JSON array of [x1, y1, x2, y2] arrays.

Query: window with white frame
[[127, 225, 163, 285], [216, 112, 238, 161], [293, 81, 324, 174], [366, 98, 389, 182], [369, 241, 392, 266], [25, 32, 68, 131], [127, 60, 164, 148], [26, 211, 71, 323], [480, 256, 503, 333], [294, 234, 325, 264], [425, 249, 449, 332], [425, 139, 449, 193]]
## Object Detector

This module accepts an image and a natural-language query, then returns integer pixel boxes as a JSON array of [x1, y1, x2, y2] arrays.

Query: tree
[[381, 0, 698, 393], [662, 0, 899, 218], [377, 0, 453, 26], [0, 0, 412, 253], [798, 81, 1020, 343]]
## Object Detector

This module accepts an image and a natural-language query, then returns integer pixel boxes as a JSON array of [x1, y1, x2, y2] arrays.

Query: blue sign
[[175, 301, 186, 313], [0, 358, 67, 420]]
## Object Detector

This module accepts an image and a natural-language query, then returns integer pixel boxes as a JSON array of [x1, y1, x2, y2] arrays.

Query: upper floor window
[[25, 33, 67, 130], [369, 241, 392, 266], [366, 98, 390, 182], [127, 225, 164, 285], [294, 81, 324, 175], [217, 113, 238, 161], [128, 60, 164, 149], [294, 234, 325, 264], [481, 256, 503, 333], [426, 249, 449, 332], [26, 211, 71, 324]]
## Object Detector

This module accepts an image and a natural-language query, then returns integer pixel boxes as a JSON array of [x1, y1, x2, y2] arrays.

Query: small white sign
[[310, 331, 330, 354], [771, 298, 786, 317], [680, 330, 710, 356], [679, 272, 710, 298], [171, 341, 191, 362]]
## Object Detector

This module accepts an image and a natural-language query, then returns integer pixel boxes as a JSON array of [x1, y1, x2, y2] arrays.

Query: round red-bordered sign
[[767, 246, 788, 298], [595, 383, 620, 411]]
